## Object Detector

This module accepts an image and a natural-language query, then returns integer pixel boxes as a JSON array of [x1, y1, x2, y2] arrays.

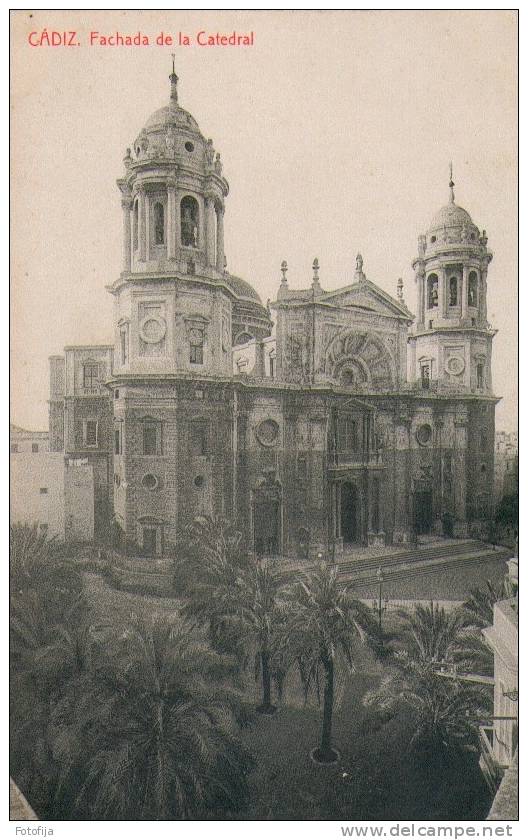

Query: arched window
[[427, 274, 438, 309], [133, 200, 138, 251], [269, 349, 276, 379], [189, 327, 204, 365], [153, 202, 164, 245], [181, 196, 199, 248], [449, 276, 458, 306], [234, 331, 254, 347], [468, 271, 478, 307]]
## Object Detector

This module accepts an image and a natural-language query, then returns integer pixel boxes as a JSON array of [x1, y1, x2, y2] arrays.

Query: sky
[[10, 9, 518, 431]]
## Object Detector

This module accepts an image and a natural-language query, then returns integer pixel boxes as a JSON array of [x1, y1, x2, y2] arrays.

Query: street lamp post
[[376, 566, 384, 631]]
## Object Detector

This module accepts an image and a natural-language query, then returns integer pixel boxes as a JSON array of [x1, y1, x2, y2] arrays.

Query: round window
[[185, 141, 194, 152], [139, 316, 166, 344], [445, 356, 465, 376], [416, 424, 432, 446], [194, 475, 205, 488], [142, 473, 158, 491], [256, 419, 280, 447], [430, 235, 436, 243]]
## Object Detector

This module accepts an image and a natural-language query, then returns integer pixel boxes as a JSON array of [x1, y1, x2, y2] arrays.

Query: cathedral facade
[[49, 71, 498, 558]]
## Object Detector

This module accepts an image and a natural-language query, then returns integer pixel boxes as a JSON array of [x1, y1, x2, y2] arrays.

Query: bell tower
[[116, 60, 229, 279], [409, 167, 495, 395]]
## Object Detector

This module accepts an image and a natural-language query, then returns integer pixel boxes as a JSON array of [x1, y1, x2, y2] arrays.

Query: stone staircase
[[282, 539, 511, 591], [337, 540, 511, 589], [100, 539, 511, 600]]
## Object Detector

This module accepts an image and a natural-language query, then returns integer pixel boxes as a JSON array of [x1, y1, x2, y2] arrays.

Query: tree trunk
[[154, 700, 166, 818], [262, 649, 271, 706], [313, 652, 338, 763], [257, 649, 276, 714]]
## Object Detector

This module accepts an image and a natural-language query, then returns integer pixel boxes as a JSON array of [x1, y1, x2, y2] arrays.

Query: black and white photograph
[[9, 9, 519, 828]]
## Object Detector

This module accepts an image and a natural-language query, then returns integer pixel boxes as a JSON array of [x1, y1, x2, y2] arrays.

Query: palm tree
[[461, 579, 515, 629], [396, 600, 493, 676], [10, 522, 55, 585], [59, 615, 253, 820], [363, 600, 494, 759], [282, 560, 375, 764], [177, 517, 287, 712], [174, 515, 251, 651], [363, 659, 492, 759], [218, 556, 287, 714]]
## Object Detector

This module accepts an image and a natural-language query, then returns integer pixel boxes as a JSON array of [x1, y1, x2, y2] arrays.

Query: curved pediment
[[324, 329, 396, 391]]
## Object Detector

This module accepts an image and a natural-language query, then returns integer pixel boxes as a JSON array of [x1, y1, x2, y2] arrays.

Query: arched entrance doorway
[[253, 475, 282, 557], [414, 490, 433, 535], [341, 482, 359, 544]]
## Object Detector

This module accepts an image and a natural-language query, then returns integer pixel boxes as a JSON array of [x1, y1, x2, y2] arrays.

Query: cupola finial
[[449, 161, 455, 204], [169, 54, 178, 102]]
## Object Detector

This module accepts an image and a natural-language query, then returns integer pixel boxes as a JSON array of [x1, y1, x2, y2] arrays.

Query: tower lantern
[[409, 168, 495, 395]]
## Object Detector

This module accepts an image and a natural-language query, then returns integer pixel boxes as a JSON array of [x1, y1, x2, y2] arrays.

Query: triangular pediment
[[321, 279, 413, 321]]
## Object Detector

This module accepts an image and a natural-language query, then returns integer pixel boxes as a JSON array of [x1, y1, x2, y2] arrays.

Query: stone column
[[175, 193, 181, 250], [433, 417, 444, 534], [416, 270, 424, 326], [333, 482, 343, 555], [216, 205, 225, 272], [205, 197, 216, 266], [393, 410, 412, 543], [461, 265, 469, 320], [254, 340, 266, 378], [121, 197, 132, 272], [145, 193, 151, 262], [438, 267, 446, 319], [480, 266, 488, 325], [167, 179, 176, 260], [453, 410, 468, 537], [138, 186, 146, 261]]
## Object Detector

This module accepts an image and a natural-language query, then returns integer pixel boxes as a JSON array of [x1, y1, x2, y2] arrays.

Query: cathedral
[[49, 69, 498, 559]]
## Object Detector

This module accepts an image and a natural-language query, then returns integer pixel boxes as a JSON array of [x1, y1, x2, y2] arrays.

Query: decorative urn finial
[[280, 260, 288, 284], [397, 277, 404, 301], [312, 258, 322, 293]]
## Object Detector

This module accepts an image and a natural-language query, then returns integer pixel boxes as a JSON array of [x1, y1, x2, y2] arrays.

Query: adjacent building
[[10, 451, 94, 542], [48, 71, 499, 558], [49, 346, 114, 541], [10, 424, 49, 454], [494, 430, 518, 503], [481, 556, 518, 815]]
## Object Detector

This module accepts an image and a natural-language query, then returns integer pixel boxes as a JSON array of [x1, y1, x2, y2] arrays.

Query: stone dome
[[142, 102, 202, 136], [428, 201, 474, 231], [225, 273, 263, 304]]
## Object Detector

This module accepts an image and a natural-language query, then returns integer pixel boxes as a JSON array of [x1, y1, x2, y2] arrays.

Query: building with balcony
[[48, 69, 499, 558], [480, 595, 518, 793], [480, 549, 518, 818]]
